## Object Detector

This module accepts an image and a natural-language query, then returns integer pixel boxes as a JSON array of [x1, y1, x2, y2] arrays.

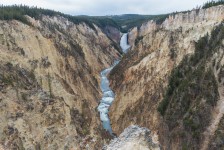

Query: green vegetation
[[0, 63, 39, 105], [157, 22, 224, 148], [21, 92, 28, 101], [0, 5, 169, 32], [70, 100, 91, 137], [158, 23, 224, 116], [107, 14, 169, 32], [135, 36, 144, 45], [202, 0, 224, 9], [0, 5, 119, 30], [170, 49, 177, 60], [0, 5, 60, 25], [1, 2, 223, 34], [1, 73, 13, 85], [47, 73, 53, 98], [208, 116, 224, 149]]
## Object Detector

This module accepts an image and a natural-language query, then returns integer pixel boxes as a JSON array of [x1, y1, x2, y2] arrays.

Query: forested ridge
[[202, 0, 224, 9], [0, 5, 120, 30], [0, 5, 167, 32], [0, 1, 223, 32]]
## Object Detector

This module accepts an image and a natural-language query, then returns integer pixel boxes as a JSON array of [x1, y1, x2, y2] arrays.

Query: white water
[[97, 33, 130, 135], [120, 33, 130, 53]]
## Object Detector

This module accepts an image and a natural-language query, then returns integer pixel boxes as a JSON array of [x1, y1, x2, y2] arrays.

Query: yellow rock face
[[0, 15, 120, 149], [109, 5, 224, 148]]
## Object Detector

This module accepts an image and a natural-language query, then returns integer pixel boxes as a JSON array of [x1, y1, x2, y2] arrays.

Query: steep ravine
[[109, 5, 224, 150], [102, 33, 161, 150], [0, 15, 121, 150], [0, 5, 223, 150], [98, 33, 130, 135]]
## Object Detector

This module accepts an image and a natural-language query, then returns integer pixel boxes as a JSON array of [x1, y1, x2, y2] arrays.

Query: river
[[97, 33, 130, 135]]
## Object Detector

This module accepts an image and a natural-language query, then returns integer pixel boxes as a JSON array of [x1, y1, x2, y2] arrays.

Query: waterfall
[[120, 33, 130, 53], [97, 33, 130, 135]]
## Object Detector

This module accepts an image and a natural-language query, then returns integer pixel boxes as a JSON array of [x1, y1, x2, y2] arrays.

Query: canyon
[[0, 4, 224, 150], [109, 4, 224, 150], [98, 33, 129, 135], [0, 15, 120, 149]]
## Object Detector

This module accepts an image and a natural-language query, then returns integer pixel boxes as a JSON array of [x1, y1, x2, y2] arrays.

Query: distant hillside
[[1, 1, 224, 34], [108, 14, 168, 32], [0, 5, 168, 33], [0, 5, 120, 31]]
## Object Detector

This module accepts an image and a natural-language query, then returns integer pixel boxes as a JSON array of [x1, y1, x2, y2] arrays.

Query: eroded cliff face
[[109, 5, 224, 149], [128, 5, 224, 46], [0, 15, 120, 149], [103, 26, 121, 44], [128, 27, 138, 46]]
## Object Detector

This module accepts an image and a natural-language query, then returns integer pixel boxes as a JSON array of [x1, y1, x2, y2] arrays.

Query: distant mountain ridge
[[0, 5, 167, 33], [1, 1, 224, 33]]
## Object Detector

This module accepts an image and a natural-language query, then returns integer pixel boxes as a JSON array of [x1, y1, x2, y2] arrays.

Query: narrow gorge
[[98, 33, 130, 135], [0, 2, 224, 150], [109, 4, 224, 150]]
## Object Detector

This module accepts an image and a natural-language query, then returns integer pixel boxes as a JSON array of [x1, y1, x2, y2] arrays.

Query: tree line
[[0, 5, 120, 30], [202, 0, 224, 9]]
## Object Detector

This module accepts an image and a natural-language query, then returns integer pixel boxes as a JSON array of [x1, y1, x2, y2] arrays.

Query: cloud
[[1, 0, 210, 16]]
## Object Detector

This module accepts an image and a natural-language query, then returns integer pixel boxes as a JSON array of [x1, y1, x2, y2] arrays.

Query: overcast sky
[[1, 0, 211, 16]]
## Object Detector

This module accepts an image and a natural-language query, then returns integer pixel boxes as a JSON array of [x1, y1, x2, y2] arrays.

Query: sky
[[1, 0, 211, 16]]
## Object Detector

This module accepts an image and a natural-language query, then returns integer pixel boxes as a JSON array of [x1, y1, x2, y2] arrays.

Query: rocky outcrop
[[0, 15, 120, 149], [139, 20, 157, 37], [162, 5, 224, 30], [128, 27, 138, 46], [109, 5, 224, 149], [128, 5, 224, 46], [103, 125, 160, 150], [103, 26, 121, 44]]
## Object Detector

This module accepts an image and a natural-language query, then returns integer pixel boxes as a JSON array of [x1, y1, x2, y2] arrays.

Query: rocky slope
[[103, 26, 121, 44], [109, 5, 224, 149], [209, 116, 224, 149], [128, 5, 224, 46], [0, 15, 121, 149], [104, 125, 160, 150]]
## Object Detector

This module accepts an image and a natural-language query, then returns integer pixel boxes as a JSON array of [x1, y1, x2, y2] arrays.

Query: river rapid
[[97, 33, 130, 135]]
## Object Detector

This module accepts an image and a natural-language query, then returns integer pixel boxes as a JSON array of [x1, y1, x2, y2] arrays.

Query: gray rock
[[103, 125, 160, 150]]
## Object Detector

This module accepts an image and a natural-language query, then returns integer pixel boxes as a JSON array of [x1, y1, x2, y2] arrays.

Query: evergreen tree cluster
[[0, 5, 120, 30], [0, 5, 168, 32], [0, 2, 223, 32], [202, 0, 224, 9], [158, 22, 224, 116], [0, 5, 61, 24]]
